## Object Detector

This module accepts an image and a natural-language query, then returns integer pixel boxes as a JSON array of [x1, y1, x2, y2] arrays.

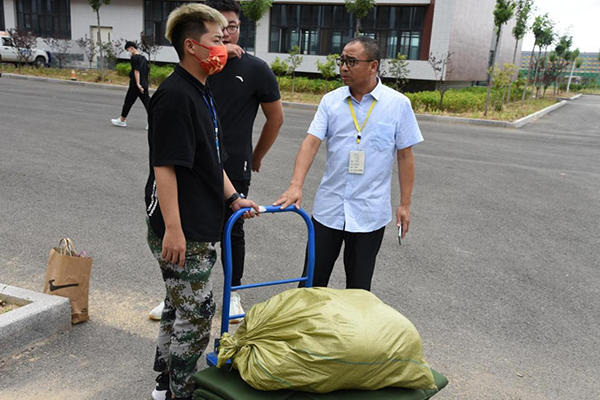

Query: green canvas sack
[[217, 288, 436, 393]]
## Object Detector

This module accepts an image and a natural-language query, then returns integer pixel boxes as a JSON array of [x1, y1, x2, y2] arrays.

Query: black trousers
[[302, 217, 385, 291], [121, 83, 150, 119], [220, 179, 250, 287]]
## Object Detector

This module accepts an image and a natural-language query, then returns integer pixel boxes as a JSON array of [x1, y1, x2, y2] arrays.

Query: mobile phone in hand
[[398, 226, 402, 246]]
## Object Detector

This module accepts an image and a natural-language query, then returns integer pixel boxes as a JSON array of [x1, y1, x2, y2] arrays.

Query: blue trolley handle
[[219, 205, 315, 338]]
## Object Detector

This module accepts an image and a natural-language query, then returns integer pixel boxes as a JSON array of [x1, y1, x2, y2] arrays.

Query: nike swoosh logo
[[235, 76, 244, 82], [49, 279, 79, 292]]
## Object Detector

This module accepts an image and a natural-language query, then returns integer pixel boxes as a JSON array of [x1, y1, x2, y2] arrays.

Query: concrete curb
[[282, 101, 318, 112], [509, 100, 567, 128], [557, 93, 583, 101], [416, 100, 567, 129], [0, 283, 71, 360], [2, 72, 568, 129]]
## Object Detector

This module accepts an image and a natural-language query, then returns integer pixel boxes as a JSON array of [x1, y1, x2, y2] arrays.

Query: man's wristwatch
[[225, 192, 245, 208]]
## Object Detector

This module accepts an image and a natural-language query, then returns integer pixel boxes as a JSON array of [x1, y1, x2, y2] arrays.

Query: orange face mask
[[190, 39, 228, 75]]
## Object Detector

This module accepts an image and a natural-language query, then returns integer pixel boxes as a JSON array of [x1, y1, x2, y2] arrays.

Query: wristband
[[226, 192, 244, 208]]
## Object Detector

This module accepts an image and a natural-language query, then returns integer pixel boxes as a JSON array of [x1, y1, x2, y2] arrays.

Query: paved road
[[1, 77, 599, 399]]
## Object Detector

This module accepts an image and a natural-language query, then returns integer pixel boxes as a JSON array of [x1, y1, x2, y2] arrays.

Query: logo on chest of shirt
[[235, 76, 244, 82]]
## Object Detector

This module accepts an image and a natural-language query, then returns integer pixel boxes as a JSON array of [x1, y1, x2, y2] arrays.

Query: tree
[[597, 51, 600, 85], [102, 38, 124, 65], [7, 28, 38, 70], [540, 52, 564, 97], [88, 0, 112, 81], [284, 45, 304, 94], [521, 14, 549, 103], [484, 0, 516, 116], [316, 54, 339, 80], [492, 63, 517, 110], [240, 0, 273, 53], [506, 0, 532, 104], [140, 32, 160, 64], [427, 52, 453, 110], [549, 34, 572, 95], [387, 53, 410, 92], [564, 50, 580, 93], [531, 19, 554, 99], [270, 56, 289, 77], [345, 0, 375, 36], [43, 37, 74, 69], [76, 35, 96, 69]]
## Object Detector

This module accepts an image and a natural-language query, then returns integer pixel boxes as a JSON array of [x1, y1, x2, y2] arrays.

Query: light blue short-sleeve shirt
[[307, 79, 423, 233]]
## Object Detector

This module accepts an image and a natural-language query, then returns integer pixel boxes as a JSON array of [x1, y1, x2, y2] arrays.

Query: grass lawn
[[1, 64, 568, 121], [412, 98, 559, 121], [1, 64, 130, 86]]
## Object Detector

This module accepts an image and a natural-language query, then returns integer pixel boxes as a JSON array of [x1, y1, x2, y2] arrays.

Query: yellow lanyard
[[347, 98, 377, 144]]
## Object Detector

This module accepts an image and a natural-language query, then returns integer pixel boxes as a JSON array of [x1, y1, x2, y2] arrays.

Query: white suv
[[0, 33, 50, 67]]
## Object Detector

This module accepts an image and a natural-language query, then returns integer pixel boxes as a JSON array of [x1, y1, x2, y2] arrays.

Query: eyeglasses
[[336, 57, 375, 68], [224, 24, 240, 34]]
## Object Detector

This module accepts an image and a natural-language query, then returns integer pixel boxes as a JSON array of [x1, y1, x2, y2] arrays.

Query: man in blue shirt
[[275, 37, 423, 291]]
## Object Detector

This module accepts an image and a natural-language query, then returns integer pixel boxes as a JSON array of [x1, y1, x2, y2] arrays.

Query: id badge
[[349, 150, 365, 174]]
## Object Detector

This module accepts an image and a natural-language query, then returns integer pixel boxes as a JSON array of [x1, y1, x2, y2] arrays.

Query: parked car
[[0, 32, 50, 67]]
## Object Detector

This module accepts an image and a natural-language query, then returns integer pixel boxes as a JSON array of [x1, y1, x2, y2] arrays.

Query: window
[[269, 4, 425, 59], [16, 0, 71, 38], [145, 0, 186, 46], [237, 13, 255, 52], [0, 0, 5, 31], [144, 0, 256, 49]]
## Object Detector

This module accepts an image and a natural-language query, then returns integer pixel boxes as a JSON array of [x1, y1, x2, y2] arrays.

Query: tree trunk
[[537, 48, 548, 98], [96, 11, 104, 82], [506, 39, 519, 105], [521, 41, 536, 103], [438, 60, 447, 110], [291, 71, 295, 94], [484, 28, 502, 116], [566, 61, 576, 93], [355, 18, 361, 37], [531, 46, 543, 99]]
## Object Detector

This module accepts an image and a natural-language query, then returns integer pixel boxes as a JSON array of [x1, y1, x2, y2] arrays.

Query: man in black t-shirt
[[111, 41, 150, 128], [144, 5, 258, 400], [206, 0, 283, 323]]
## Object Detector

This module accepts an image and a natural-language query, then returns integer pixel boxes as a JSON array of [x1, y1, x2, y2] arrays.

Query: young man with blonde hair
[[145, 4, 258, 400]]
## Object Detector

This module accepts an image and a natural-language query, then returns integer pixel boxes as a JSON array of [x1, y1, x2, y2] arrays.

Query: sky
[[520, 0, 600, 54]]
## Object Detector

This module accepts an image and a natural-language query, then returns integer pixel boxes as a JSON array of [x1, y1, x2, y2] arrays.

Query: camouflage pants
[[147, 222, 216, 398]]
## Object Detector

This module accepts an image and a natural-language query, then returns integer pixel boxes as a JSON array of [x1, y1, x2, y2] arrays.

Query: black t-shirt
[[130, 54, 149, 88], [208, 53, 280, 181], [144, 65, 227, 243]]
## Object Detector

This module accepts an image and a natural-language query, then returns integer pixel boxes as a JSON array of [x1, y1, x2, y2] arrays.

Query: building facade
[[1, 0, 521, 84], [520, 51, 600, 85]]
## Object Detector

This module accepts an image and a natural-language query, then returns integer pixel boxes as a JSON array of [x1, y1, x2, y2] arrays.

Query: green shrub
[[270, 57, 289, 77], [115, 62, 174, 86], [406, 88, 491, 113], [116, 62, 131, 77], [276, 76, 344, 94], [149, 64, 174, 86]]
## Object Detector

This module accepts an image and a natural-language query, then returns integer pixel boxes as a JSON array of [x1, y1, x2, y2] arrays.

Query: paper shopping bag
[[43, 238, 93, 324]]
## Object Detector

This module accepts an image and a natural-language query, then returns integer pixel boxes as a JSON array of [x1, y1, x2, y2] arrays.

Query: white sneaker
[[111, 118, 127, 127], [149, 301, 164, 321], [229, 292, 244, 324], [151, 372, 169, 400]]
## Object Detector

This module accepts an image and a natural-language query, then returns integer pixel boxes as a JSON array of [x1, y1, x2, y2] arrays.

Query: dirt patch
[[0, 299, 20, 315]]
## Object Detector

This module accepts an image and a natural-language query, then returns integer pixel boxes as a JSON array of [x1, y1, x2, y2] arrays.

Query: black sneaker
[[151, 372, 170, 400]]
